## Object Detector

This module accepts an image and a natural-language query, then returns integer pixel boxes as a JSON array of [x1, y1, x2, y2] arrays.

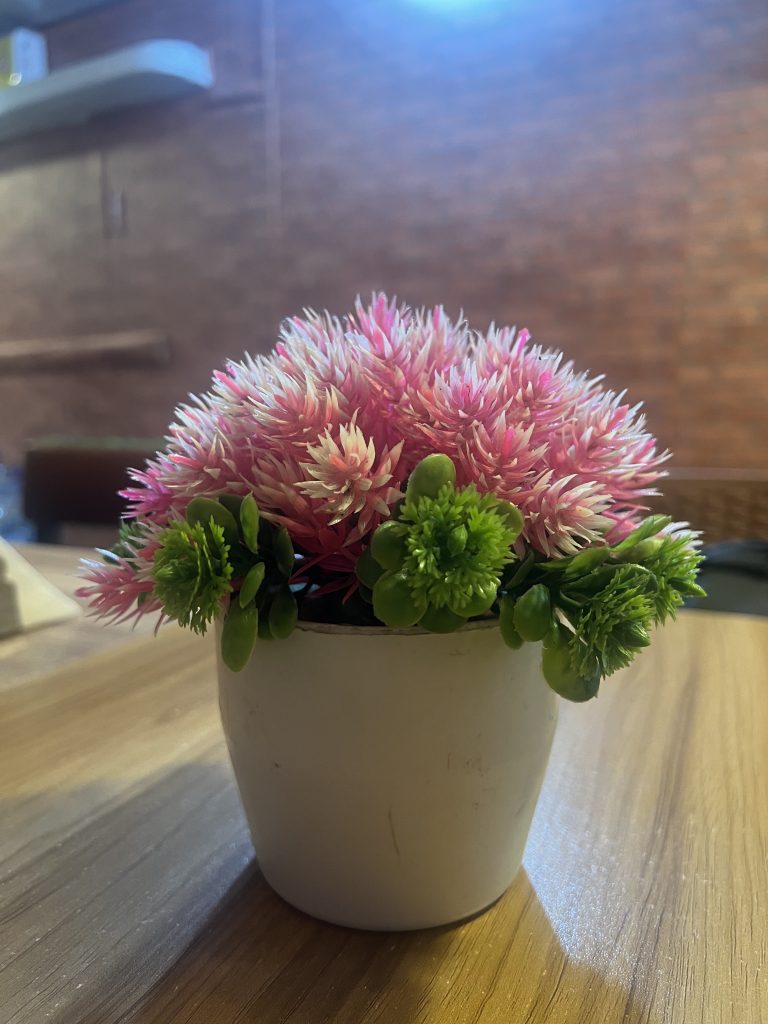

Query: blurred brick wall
[[274, 0, 768, 468], [0, 0, 766, 468]]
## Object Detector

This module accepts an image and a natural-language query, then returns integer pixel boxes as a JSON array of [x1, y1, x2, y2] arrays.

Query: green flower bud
[[186, 496, 239, 546], [447, 524, 468, 556], [370, 520, 409, 570], [419, 605, 467, 633], [239, 561, 266, 608], [221, 601, 259, 671], [499, 595, 523, 649], [269, 586, 298, 639], [406, 453, 456, 501], [372, 572, 427, 628], [542, 645, 600, 702], [240, 494, 260, 554], [513, 584, 552, 642]]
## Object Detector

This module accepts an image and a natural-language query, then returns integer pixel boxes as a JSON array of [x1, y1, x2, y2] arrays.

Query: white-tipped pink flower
[[298, 422, 404, 538], [81, 292, 669, 619]]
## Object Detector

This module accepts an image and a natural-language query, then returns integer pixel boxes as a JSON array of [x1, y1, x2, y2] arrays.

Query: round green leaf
[[541, 645, 600, 702], [370, 520, 409, 571], [218, 494, 244, 519], [372, 572, 427, 628], [186, 497, 239, 545], [221, 601, 259, 672], [513, 583, 552, 642], [494, 500, 524, 540], [239, 561, 266, 608], [419, 605, 467, 633], [273, 527, 295, 578], [240, 494, 260, 554], [258, 610, 274, 640], [405, 453, 456, 501], [269, 586, 298, 639], [448, 581, 497, 618], [499, 595, 524, 649], [356, 548, 384, 588]]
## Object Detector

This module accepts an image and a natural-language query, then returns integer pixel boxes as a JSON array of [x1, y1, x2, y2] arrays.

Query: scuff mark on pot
[[388, 805, 401, 861]]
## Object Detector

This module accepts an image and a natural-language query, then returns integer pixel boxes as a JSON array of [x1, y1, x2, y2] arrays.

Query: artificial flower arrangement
[[80, 294, 704, 702]]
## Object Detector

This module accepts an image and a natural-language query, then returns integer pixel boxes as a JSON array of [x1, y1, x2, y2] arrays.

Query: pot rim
[[294, 618, 499, 637]]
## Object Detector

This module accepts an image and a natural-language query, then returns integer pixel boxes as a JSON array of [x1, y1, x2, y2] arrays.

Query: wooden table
[[2, 546, 767, 1023]]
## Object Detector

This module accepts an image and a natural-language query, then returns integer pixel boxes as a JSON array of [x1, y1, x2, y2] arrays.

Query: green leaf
[[504, 550, 535, 589], [613, 515, 672, 553], [257, 610, 274, 640], [240, 494, 260, 554], [221, 601, 259, 671], [269, 586, 299, 639], [671, 578, 706, 597], [564, 546, 612, 576], [419, 605, 467, 633], [448, 580, 497, 618], [273, 527, 295, 578], [513, 584, 552, 642], [494, 500, 525, 541], [356, 548, 385, 588], [405, 453, 456, 501], [616, 537, 663, 563], [370, 520, 409, 570], [372, 572, 427, 628], [239, 561, 266, 608], [219, 494, 244, 519], [542, 645, 600, 702], [499, 595, 524, 649], [186, 497, 239, 546]]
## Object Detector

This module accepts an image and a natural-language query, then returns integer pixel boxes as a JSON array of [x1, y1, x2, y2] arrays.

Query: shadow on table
[[121, 865, 656, 1024]]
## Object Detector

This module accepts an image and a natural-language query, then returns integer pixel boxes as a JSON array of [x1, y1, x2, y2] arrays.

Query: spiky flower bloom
[[399, 484, 518, 614], [152, 520, 233, 634], [80, 293, 669, 623], [297, 422, 404, 535]]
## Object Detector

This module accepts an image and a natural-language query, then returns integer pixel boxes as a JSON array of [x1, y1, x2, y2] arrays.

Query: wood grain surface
[[1, 547, 767, 1023]]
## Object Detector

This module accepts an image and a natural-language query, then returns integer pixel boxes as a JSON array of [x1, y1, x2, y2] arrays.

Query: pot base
[[260, 863, 515, 932]]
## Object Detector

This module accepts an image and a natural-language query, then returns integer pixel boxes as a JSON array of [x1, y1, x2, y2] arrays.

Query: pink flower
[[298, 421, 404, 536], [80, 292, 670, 617]]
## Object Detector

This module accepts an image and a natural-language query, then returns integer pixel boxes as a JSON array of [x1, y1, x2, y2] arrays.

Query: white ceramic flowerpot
[[217, 620, 559, 931]]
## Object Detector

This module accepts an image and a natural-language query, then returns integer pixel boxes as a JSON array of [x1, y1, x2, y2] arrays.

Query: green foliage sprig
[[137, 454, 705, 700], [500, 514, 706, 701], [149, 493, 299, 671], [359, 454, 524, 631]]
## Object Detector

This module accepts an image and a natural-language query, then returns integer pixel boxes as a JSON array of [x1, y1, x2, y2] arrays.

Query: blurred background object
[[22, 435, 162, 543], [0, 0, 766, 550]]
